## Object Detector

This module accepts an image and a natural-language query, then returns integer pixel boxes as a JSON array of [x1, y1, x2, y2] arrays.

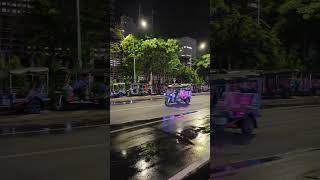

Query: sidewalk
[[0, 110, 107, 128], [262, 96, 320, 108]]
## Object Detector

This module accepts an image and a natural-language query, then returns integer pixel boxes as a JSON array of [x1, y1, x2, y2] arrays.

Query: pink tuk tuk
[[212, 71, 262, 135]]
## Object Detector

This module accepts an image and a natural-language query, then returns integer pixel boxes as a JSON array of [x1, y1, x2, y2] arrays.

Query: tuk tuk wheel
[[165, 99, 170, 106], [26, 99, 42, 114], [184, 98, 190, 105], [240, 116, 254, 135]]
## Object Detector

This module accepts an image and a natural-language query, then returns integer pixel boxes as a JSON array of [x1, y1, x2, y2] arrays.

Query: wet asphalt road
[[211, 105, 320, 180], [110, 95, 210, 125], [110, 95, 210, 180], [0, 124, 109, 180]]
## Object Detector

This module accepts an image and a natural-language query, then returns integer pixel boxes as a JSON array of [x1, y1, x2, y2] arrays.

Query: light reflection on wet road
[[111, 107, 210, 180]]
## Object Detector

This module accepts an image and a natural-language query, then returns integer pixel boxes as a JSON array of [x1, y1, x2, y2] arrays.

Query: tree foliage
[[21, 0, 105, 69], [211, 0, 320, 71], [119, 34, 202, 83]]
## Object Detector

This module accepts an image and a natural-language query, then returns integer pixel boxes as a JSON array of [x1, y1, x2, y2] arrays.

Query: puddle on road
[[111, 125, 210, 180], [111, 110, 199, 132], [111, 137, 189, 180]]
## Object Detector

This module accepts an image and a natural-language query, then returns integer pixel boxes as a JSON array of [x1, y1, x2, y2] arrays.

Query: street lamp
[[140, 19, 148, 29], [199, 42, 207, 51], [133, 19, 148, 83]]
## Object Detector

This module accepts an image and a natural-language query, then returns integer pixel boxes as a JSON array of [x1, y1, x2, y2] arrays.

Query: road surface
[[0, 123, 109, 180], [110, 95, 210, 179], [111, 95, 209, 125], [211, 105, 320, 180]]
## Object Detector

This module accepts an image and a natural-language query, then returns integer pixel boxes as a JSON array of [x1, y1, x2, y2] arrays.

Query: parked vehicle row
[[211, 69, 320, 99], [0, 67, 108, 114], [110, 82, 209, 98]]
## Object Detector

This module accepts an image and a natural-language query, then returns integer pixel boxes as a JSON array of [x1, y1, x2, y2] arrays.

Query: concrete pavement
[[211, 148, 320, 180]]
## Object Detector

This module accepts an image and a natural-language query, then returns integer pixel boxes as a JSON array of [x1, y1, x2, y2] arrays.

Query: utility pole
[[151, 9, 154, 33], [133, 40, 136, 83], [77, 0, 82, 70], [257, 0, 260, 25], [139, 4, 141, 19]]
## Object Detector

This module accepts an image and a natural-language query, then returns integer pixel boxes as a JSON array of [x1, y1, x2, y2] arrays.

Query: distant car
[[164, 85, 192, 106]]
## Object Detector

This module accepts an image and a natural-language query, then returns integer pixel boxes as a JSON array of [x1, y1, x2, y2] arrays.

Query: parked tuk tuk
[[311, 72, 320, 95], [126, 83, 150, 96], [0, 67, 50, 114], [111, 83, 126, 98], [164, 84, 192, 106], [212, 71, 262, 135], [54, 69, 108, 110]]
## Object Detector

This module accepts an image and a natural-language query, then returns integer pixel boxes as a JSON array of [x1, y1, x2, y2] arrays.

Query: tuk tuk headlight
[[164, 93, 166, 96]]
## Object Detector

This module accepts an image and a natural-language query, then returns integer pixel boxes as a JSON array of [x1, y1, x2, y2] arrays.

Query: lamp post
[[76, 0, 82, 70], [133, 18, 148, 83]]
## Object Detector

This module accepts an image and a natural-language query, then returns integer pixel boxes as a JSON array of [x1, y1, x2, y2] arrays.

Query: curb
[[168, 152, 210, 180], [0, 119, 108, 136], [0, 110, 108, 129]]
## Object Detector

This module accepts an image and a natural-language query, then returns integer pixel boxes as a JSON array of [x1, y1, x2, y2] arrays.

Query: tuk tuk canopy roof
[[168, 84, 191, 88], [10, 67, 49, 75]]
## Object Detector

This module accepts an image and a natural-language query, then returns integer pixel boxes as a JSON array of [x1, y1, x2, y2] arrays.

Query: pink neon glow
[[179, 90, 189, 99]]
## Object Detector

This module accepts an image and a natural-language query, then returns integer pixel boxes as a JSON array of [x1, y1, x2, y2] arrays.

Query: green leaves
[[118, 34, 203, 83]]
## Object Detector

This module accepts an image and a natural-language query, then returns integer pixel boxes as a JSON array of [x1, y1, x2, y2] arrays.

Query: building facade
[[178, 36, 197, 66], [0, 0, 33, 62]]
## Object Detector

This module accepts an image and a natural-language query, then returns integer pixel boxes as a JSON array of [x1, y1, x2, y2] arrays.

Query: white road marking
[[168, 151, 210, 180], [0, 143, 106, 159]]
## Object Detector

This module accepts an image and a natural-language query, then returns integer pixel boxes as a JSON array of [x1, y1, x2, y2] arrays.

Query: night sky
[[114, 0, 209, 41]]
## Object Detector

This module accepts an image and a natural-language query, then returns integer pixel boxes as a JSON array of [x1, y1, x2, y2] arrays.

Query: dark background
[[114, 0, 209, 40]]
